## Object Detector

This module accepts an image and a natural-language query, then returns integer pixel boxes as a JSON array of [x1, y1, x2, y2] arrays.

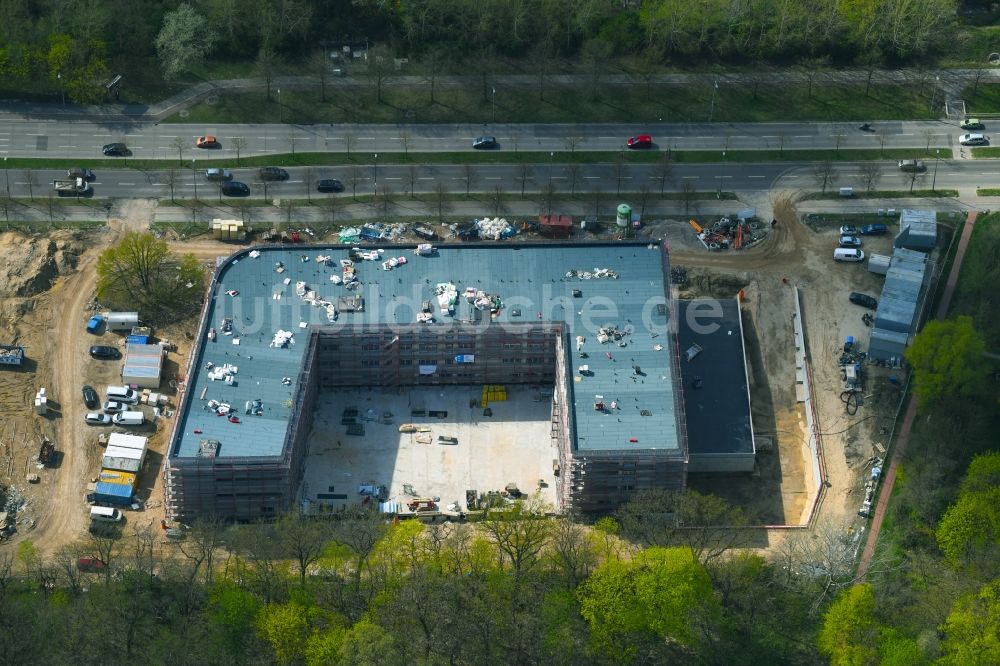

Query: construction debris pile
[[690, 216, 769, 251], [464, 287, 503, 314], [435, 282, 458, 316], [564, 268, 620, 280], [839, 336, 866, 415], [858, 457, 883, 518], [597, 325, 630, 346], [338, 223, 407, 244]]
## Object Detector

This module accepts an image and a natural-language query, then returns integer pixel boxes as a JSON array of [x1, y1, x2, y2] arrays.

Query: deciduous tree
[[155, 4, 216, 80], [905, 316, 986, 409]]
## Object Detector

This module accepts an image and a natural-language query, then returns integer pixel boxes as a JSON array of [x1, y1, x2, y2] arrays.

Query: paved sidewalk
[[0, 66, 994, 123], [856, 210, 979, 578]]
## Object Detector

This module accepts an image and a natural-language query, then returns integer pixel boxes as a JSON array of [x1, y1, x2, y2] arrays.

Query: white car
[[84, 412, 112, 425], [959, 133, 989, 146], [103, 400, 126, 414]]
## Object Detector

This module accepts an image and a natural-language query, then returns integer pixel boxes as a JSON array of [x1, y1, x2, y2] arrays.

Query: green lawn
[[167, 78, 941, 126]]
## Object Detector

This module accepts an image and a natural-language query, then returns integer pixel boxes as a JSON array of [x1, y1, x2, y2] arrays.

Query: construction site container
[[867, 254, 891, 275], [105, 312, 139, 331], [122, 343, 164, 389], [539, 215, 572, 238], [0, 344, 25, 366]]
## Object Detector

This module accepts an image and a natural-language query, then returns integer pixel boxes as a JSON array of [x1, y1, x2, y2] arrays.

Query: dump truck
[[53, 178, 90, 195]]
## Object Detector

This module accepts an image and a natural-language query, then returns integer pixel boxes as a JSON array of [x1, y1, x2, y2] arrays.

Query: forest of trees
[[0, 0, 968, 104]]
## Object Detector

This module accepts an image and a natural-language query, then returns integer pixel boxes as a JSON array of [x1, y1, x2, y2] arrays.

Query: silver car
[[84, 412, 112, 425]]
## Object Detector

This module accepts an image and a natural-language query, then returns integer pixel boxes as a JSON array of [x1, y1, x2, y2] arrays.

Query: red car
[[195, 135, 219, 148], [77, 558, 107, 573], [627, 134, 653, 149]]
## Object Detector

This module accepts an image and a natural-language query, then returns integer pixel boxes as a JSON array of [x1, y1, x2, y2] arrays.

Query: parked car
[[67, 167, 95, 180], [472, 136, 497, 150], [833, 248, 865, 262], [82, 385, 98, 409], [898, 159, 926, 172], [860, 223, 888, 235], [101, 142, 128, 156], [84, 412, 112, 425], [206, 168, 232, 181], [258, 167, 289, 181], [222, 181, 250, 196], [77, 558, 107, 573], [195, 135, 219, 148], [960, 118, 985, 130], [102, 400, 126, 414], [86, 314, 104, 334], [627, 134, 653, 149], [849, 292, 878, 309], [317, 178, 344, 192], [89, 345, 121, 360], [839, 234, 862, 247], [839, 225, 859, 235], [959, 133, 989, 146]]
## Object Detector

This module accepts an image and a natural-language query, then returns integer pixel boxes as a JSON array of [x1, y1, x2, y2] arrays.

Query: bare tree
[[178, 516, 226, 586], [22, 170, 38, 201], [680, 180, 697, 215], [461, 164, 477, 197], [288, 132, 299, 156], [86, 527, 123, 584], [328, 505, 388, 606], [344, 133, 356, 159], [832, 132, 846, 154], [426, 46, 447, 104], [366, 46, 394, 103], [590, 188, 604, 219], [565, 137, 582, 154], [326, 192, 339, 227], [282, 198, 296, 225], [346, 165, 363, 199], [406, 164, 419, 197], [0, 197, 12, 228], [923, 130, 937, 152], [905, 169, 926, 193], [613, 154, 628, 196], [256, 46, 278, 101], [859, 161, 882, 192], [126, 523, 158, 586], [163, 168, 179, 202], [310, 49, 330, 102], [547, 518, 598, 589], [653, 153, 674, 195], [877, 129, 891, 157], [303, 167, 314, 203], [812, 160, 837, 194], [275, 512, 331, 587], [566, 163, 581, 196], [491, 184, 505, 216], [515, 163, 533, 197], [637, 184, 651, 218], [377, 182, 394, 216], [480, 498, 552, 575], [776, 133, 787, 156], [170, 136, 186, 164], [542, 182, 557, 216], [433, 181, 449, 220], [256, 170, 270, 200], [231, 137, 248, 165], [400, 131, 411, 157]]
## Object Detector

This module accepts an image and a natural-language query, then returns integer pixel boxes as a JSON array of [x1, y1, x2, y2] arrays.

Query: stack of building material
[[210, 219, 246, 241]]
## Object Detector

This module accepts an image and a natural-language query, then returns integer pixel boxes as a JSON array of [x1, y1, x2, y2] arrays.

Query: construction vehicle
[[53, 177, 90, 195], [406, 498, 438, 513]]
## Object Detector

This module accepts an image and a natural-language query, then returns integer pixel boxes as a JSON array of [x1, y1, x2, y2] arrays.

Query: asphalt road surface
[[0, 159, 982, 200], [0, 119, 977, 160]]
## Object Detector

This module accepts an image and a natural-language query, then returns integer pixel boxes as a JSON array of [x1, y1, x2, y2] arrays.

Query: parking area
[[301, 386, 558, 513]]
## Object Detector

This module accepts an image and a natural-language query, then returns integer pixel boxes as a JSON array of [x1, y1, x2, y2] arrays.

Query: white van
[[106, 386, 139, 404], [834, 248, 865, 262], [90, 506, 123, 523], [113, 411, 144, 426]]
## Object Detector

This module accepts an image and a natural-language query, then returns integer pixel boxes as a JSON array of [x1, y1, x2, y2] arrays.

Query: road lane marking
[[119, 182, 135, 186], [747, 175, 766, 178], [681, 176, 699, 179]]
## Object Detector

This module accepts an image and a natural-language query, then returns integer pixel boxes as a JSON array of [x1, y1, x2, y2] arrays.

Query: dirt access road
[[26, 202, 154, 552]]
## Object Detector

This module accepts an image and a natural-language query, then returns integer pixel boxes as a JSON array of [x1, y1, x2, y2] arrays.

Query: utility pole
[[192, 158, 197, 200], [932, 149, 940, 191], [709, 80, 719, 122], [277, 88, 282, 123], [492, 88, 496, 123]]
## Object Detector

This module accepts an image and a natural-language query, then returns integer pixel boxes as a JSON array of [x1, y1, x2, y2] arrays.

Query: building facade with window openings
[[163, 241, 690, 521]]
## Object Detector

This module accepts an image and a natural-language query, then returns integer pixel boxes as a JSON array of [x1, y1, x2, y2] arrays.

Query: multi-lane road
[[0, 160, 988, 200], [0, 119, 979, 160]]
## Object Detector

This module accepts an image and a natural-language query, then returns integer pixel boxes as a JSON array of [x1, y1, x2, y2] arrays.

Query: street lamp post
[[932, 149, 940, 191], [549, 151, 554, 185], [191, 159, 197, 200], [709, 80, 719, 122], [277, 88, 282, 123], [3, 157, 8, 197], [57, 72, 64, 105], [373, 152, 378, 211], [492, 88, 496, 123]]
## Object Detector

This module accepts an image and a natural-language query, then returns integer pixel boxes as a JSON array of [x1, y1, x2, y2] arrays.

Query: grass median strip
[[976, 188, 1000, 196], [0, 148, 954, 173], [802, 188, 958, 200]]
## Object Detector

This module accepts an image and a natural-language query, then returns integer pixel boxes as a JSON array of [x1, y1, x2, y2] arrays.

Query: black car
[[89, 345, 121, 360], [317, 178, 344, 193], [472, 136, 497, 150], [82, 385, 98, 409], [102, 142, 128, 156], [849, 292, 878, 309], [258, 167, 289, 181], [222, 181, 250, 196]]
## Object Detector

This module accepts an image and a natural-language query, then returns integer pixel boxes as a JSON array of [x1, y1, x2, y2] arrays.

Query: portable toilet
[[616, 204, 631, 228]]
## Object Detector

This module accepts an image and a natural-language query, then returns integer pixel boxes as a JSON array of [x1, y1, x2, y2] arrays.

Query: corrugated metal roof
[[98, 469, 136, 486], [104, 445, 142, 460], [94, 482, 133, 499], [869, 245, 929, 359], [172, 243, 679, 459], [896, 209, 937, 250], [101, 456, 141, 473], [107, 433, 147, 450]]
